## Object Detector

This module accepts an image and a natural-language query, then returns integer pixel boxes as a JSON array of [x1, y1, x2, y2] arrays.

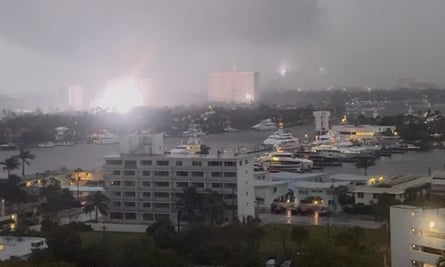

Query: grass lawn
[[259, 224, 389, 265], [80, 231, 147, 265]]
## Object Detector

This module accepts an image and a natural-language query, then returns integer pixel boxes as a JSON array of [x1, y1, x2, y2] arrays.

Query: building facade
[[103, 134, 256, 226], [391, 205, 445, 267], [313, 111, 331, 136], [208, 71, 259, 104]]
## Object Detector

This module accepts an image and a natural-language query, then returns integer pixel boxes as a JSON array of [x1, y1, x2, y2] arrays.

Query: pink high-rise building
[[208, 71, 259, 104], [68, 85, 84, 110]]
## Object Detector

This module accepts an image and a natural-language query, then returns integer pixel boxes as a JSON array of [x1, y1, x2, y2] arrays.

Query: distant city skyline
[[1, 1, 445, 108]]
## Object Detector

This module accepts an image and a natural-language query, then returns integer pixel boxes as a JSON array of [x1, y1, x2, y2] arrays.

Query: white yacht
[[94, 131, 120, 144], [169, 136, 202, 155], [262, 124, 301, 150], [252, 119, 277, 131], [258, 151, 313, 173], [182, 123, 206, 137]]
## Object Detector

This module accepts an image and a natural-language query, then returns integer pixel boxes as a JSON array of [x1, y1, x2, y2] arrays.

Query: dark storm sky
[[1, 0, 445, 105]]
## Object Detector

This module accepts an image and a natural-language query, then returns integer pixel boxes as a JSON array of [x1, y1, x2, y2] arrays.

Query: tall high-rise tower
[[208, 71, 259, 104], [68, 85, 84, 110]]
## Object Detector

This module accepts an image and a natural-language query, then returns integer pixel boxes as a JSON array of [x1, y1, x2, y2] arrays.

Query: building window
[[124, 160, 137, 169], [191, 171, 204, 177], [372, 193, 380, 199], [224, 183, 236, 189], [142, 171, 150, 176], [245, 159, 248, 164], [239, 160, 242, 166], [154, 192, 169, 198], [124, 202, 135, 207], [124, 170, 135, 176], [124, 181, 135, 186], [156, 160, 169, 166], [153, 171, 169, 177], [224, 172, 236, 178], [176, 182, 188, 187], [224, 161, 236, 167], [211, 172, 223, 178], [143, 202, 151, 208], [112, 170, 121, 175], [208, 161, 222, 166], [110, 181, 121, 186], [106, 160, 122, 165], [142, 181, 150, 187], [113, 192, 121, 197], [191, 182, 204, 188], [154, 203, 170, 209], [125, 213, 136, 220], [112, 201, 121, 207], [212, 183, 223, 188], [176, 161, 183, 166], [110, 212, 123, 219], [154, 182, 169, 187], [357, 192, 364, 198], [141, 160, 152, 166], [124, 191, 136, 197], [192, 161, 202, 166], [155, 214, 170, 222], [142, 192, 151, 198], [143, 213, 153, 221], [176, 171, 188, 177]]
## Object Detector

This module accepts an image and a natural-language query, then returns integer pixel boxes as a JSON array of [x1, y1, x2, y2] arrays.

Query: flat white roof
[[104, 152, 252, 160], [253, 180, 289, 187], [353, 185, 404, 195], [269, 172, 326, 182], [293, 181, 350, 189], [328, 173, 370, 182], [0, 236, 46, 261]]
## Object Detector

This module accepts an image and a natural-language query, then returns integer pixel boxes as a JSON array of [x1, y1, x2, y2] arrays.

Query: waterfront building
[[328, 124, 397, 143], [103, 134, 256, 226], [353, 175, 430, 205], [208, 70, 259, 104], [390, 205, 445, 267], [431, 170, 445, 196], [313, 110, 331, 136]]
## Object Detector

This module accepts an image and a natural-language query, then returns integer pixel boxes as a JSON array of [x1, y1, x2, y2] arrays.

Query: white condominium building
[[103, 134, 256, 225], [391, 205, 445, 267]]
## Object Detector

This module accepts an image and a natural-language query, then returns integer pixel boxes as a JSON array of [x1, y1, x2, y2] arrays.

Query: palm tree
[[354, 156, 376, 176], [83, 191, 109, 222], [437, 252, 445, 267], [202, 189, 226, 225], [16, 147, 36, 178], [0, 156, 20, 179]]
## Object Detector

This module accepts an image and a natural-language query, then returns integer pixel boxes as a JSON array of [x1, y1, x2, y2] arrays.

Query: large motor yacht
[[262, 122, 301, 150], [258, 151, 313, 173], [252, 119, 277, 131], [169, 136, 202, 154], [182, 123, 206, 137]]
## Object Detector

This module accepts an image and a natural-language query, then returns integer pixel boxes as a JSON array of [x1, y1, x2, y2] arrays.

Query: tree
[[16, 147, 36, 177], [178, 186, 202, 224], [437, 252, 445, 267], [0, 156, 20, 179], [83, 191, 109, 222], [201, 189, 226, 225], [354, 156, 376, 176]]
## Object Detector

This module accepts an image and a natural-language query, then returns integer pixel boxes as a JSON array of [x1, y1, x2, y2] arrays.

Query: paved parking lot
[[259, 212, 383, 229]]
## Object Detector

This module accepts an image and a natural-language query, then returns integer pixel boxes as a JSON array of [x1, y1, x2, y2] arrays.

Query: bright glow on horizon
[[97, 78, 143, 113]]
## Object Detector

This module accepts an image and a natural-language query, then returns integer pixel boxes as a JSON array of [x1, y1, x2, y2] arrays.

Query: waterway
[[0, 125, 444, 177]]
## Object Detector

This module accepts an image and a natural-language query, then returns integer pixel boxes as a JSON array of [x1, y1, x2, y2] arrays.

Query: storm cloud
[[0, 0, 445, 107]]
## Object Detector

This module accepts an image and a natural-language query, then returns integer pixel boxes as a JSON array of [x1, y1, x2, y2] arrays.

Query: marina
[[0, 125, 443, 177]]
